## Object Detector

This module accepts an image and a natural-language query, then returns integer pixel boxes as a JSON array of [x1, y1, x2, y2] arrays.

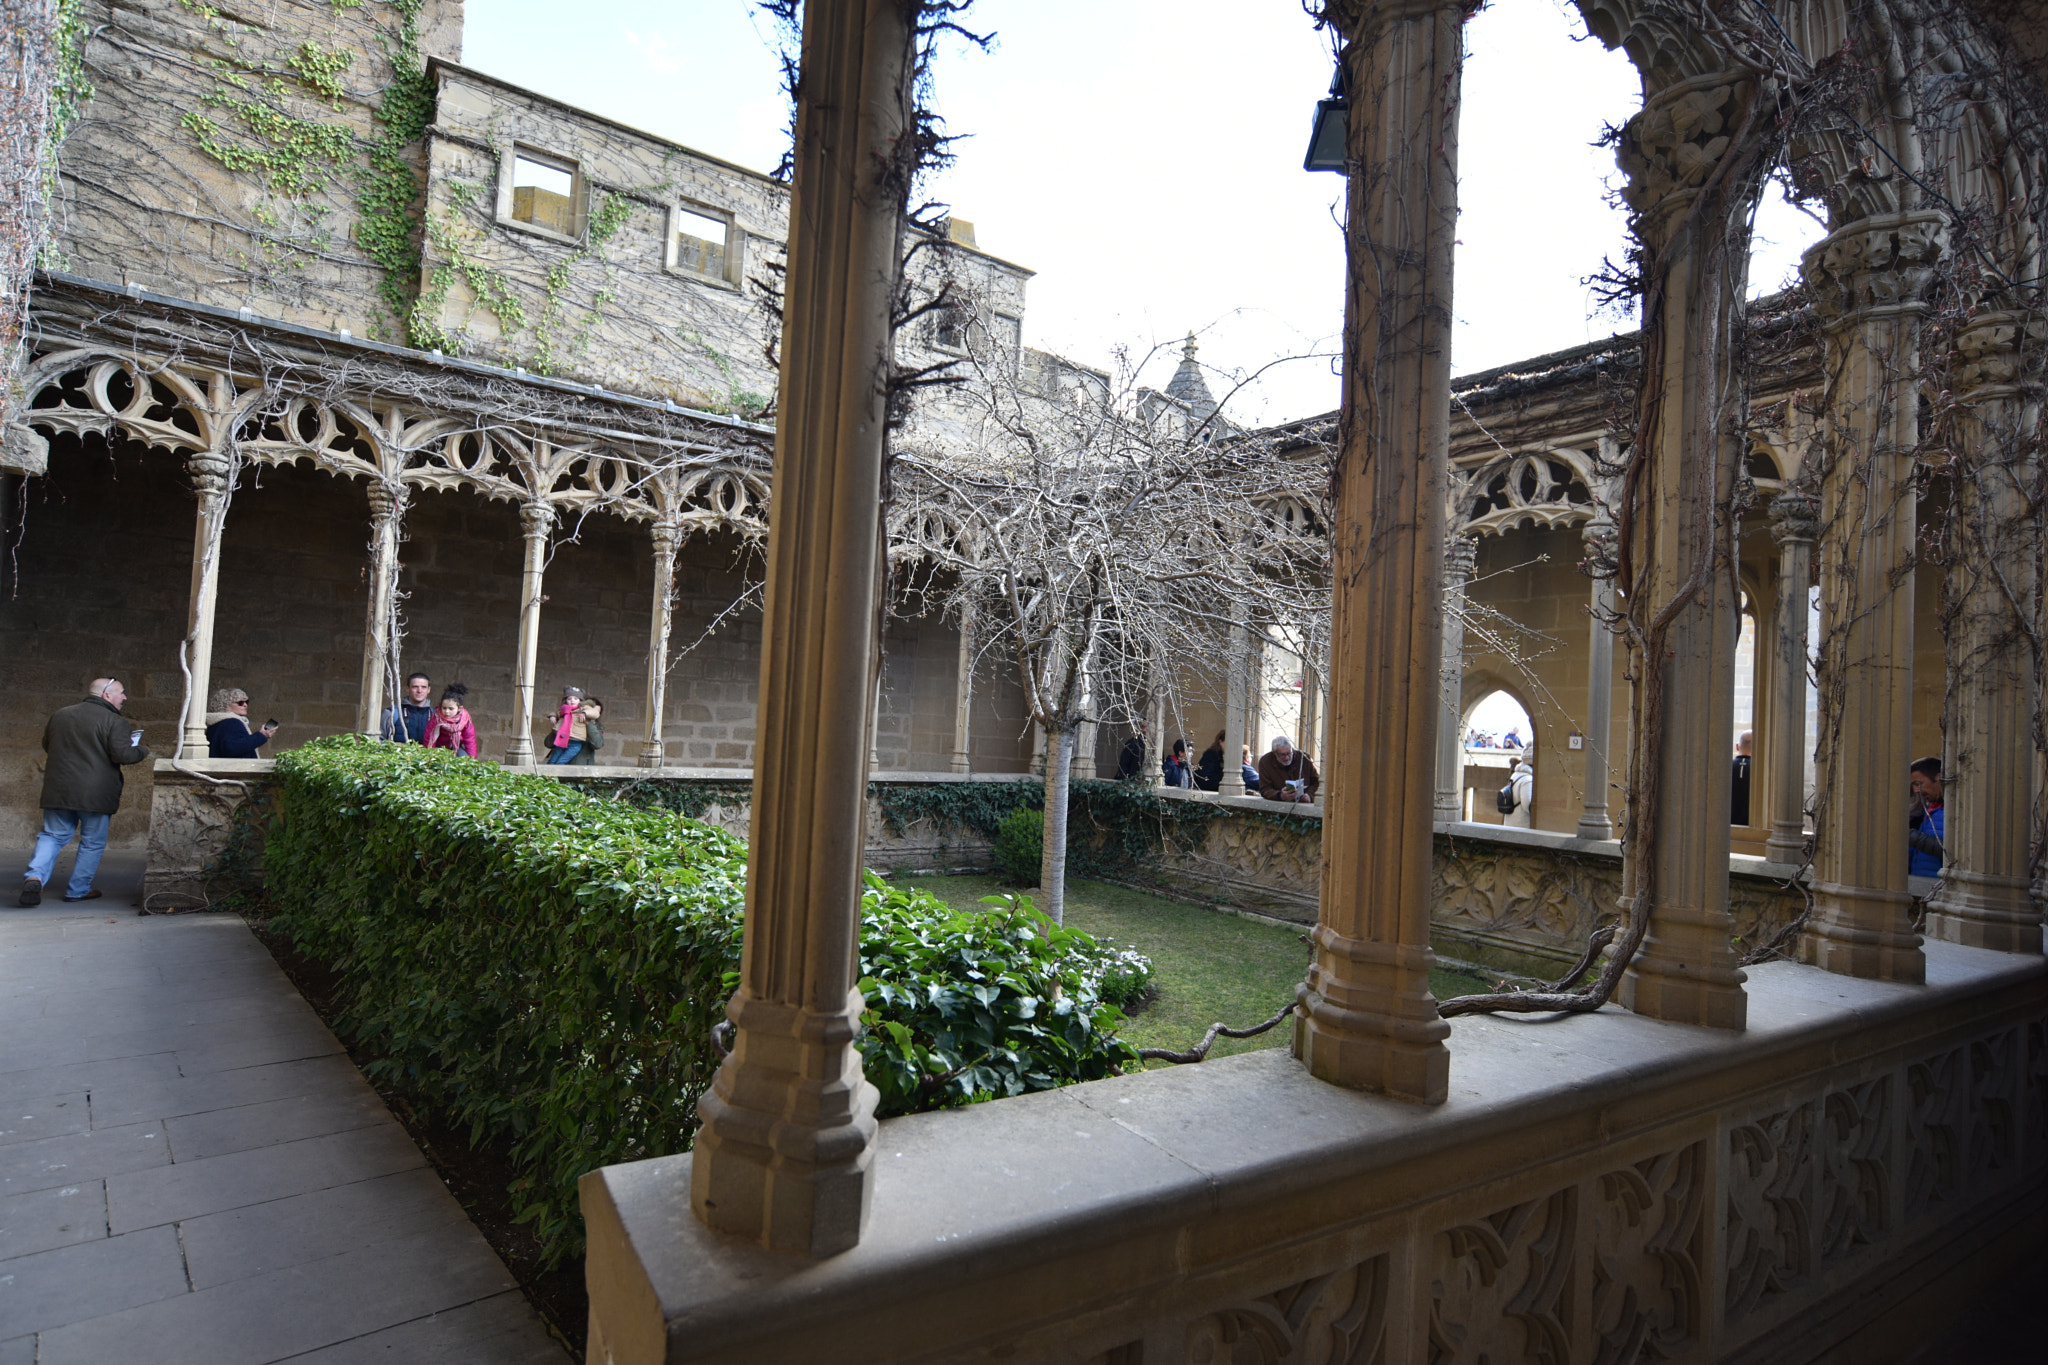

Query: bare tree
[[890, 323, 1332, 922]]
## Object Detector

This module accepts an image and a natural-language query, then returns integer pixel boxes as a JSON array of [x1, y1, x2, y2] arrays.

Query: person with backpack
[[1499, 754, 1534, 828]]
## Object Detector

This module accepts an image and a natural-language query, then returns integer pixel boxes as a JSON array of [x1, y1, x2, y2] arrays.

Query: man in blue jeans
[[20, 677, 150, 906]]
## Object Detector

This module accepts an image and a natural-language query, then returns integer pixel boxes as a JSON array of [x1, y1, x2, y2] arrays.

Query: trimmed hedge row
[[263, 736, 1147, 1262]]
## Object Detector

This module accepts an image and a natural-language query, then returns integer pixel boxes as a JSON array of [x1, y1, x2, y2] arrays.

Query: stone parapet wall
[[142, 763, 1031, 907], [581, 944, 2047, 1364]]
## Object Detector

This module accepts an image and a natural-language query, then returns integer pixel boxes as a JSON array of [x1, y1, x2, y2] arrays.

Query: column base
[[950, 755, 972, 774], [1764, 826, 1808, 863], [1576, 812, 1614, 840], [1292, 924, 1449, 1103], [637, 743, 665, 769], [1618, 899, 1748, 1030], [690, 988, 879, 1258], [1434, 797, 1462, 825], [1924, 868, 2043, 954], [503, 738, 535, 766], [1801, 880, 1925, 983]]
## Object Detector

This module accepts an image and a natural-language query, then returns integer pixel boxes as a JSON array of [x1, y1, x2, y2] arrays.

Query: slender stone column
[[1223, 618, 1248, 795], [1294, 0, 1463, 1103], [1926, 310, 2043, 953], [1298, 661, 1323, 775], [181, 448, 233, 757], [503, 500, 553, 766], [949, 605, 974, 774], [690, 0, 910, 1258], [355, 482, 407, 738], [1612, 73, 1756, 1030], [1802, 212, 1943, 983], [1763, 488, 1818, 862], [1577, 512, 1617, 839], [639, 521, 683, 768], [1435, 536, 1477, 825], [1145, 679, 1166, 787]]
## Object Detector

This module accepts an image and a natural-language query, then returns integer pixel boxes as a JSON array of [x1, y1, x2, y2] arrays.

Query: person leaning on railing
[[205, 687, 276, 758], [1256, 735, 1319, 804]]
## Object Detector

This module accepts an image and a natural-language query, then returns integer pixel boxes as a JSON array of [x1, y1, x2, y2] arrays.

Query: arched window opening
[[1461, 688, 1534, 823]]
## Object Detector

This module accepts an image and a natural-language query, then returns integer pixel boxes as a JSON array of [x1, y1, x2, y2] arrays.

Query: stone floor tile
[[0, 1054, 183, 1112], [0, 1179, 106, 1261], [179, 1167, 476, 1289], [0, 1224, 188, 1331], [107, 1124, 422, 1233], [282, 1291, 571, 1364], [34, 1225, 517, 1365], [0, 1094, 89, 1148], [0, 1334, 33, 1365], [87, 1052, 365, 1130], [166, 1087, 390, 1164], [173, 1018, 345, 1076], [0, 1120, 171, 1197]]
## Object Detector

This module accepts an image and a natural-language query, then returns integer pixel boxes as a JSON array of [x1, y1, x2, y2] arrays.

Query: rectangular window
[[932, 304, 968, 351], [510, 152, 579, 236], [674, 206, 731, 280]]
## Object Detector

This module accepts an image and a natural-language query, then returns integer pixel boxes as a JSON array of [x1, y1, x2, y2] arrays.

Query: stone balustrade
[[582, 940, 2046, 1363]]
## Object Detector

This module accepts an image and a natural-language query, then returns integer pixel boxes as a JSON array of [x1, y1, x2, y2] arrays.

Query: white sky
[[464, 0, 1825, 425]]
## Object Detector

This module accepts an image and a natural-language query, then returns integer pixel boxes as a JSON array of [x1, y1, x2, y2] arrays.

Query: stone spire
[[1164, 333, 1219, 430]]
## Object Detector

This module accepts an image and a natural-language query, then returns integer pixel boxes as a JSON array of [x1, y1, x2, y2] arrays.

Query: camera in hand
[[265, 718, 280, 729]]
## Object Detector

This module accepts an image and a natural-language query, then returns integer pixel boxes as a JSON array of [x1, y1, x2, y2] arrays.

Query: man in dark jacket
[[21, 678, 150, 905], [381, 672, 434, 744]]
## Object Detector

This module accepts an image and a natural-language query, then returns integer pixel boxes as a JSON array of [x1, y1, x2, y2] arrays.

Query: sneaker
[[18, 879, 40, 907], [61, 888, 102, 903]]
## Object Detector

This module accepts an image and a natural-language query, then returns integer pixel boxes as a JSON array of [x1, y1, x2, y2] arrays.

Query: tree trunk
[[1038, 722, 1075, 925]]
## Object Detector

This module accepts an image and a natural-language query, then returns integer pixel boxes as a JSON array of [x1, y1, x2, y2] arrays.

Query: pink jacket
[[423, 708, 478, 758]]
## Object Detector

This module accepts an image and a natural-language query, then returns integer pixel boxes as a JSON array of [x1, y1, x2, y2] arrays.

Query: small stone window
[[932, 304, 968, 352], [671, 204, 736, 283], [507, 150, 581, 237]]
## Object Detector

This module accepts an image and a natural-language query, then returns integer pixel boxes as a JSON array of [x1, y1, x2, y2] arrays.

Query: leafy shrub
[[992, 805, 1045, 884], [263, 736, 1149, 1264], [858, 882, 1142, 1117]]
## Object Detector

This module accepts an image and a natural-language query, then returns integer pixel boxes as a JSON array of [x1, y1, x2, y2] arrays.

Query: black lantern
[[1302, 63, 1348, 173]]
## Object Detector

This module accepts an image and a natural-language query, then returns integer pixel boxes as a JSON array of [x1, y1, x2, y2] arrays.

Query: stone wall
[[56, 0, 464, 339]]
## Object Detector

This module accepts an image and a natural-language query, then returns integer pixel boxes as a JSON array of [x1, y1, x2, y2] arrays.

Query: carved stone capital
[[1316, 0, 1474, 42], [1952, 309, 2046, 398], [1579, 512, 1619, 575], [187, 448, 234, 500], [1802, 212, 1945, 324], [1767, 488, 1819, 547], [1617, 76, 1745, 222], [1443, 535, 1478, 583], [649, 519, 685, 556], [364, 480, 407, 521], [518, 500, 556, 539]]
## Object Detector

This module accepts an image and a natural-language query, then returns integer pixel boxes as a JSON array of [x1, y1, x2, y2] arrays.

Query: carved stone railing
[[581, 941, 2046, 1363]]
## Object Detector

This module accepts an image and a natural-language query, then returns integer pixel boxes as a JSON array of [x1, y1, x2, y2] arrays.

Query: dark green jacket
[[41, 696, 149, 813], [565, 719, 604, 765]]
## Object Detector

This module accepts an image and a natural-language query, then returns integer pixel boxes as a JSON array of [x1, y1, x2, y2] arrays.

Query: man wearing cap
[[20, 677, 150, 906]]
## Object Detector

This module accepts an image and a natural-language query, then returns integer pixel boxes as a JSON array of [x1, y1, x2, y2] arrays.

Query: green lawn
[[888, 874, 1493, 1063]]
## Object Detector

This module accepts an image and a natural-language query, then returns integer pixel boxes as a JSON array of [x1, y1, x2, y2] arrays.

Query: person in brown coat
[[1256, 735, 1319, 804], [20, 678, 150, 905]]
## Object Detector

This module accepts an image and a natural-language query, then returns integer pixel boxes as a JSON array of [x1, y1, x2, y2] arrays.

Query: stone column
[[1294, 0, 1463, 1103], [1802, 212, 1943, 983], [1145, 679, 1166, 787], [1925, 310, 2043, 953], [949, 605, 974, 774], [1763, 488, 1818, 862], [1223, 618, 1248, 794], [689, 0, 909, 1259], [1611, 73, 1757, 1030], [355, 481, 407, 738], [180, 448, 233, 757], [1577, 513, 1617, 839], [639, 521, 683, 768], [503, 500, 553, 766], [1297, 661, 1323, 776], [1434, 536, 1477, 825]]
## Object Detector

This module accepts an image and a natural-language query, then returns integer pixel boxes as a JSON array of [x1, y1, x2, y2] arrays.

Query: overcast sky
[[464, 0, 1825, 425]]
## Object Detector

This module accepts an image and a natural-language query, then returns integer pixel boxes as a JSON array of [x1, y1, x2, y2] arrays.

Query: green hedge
[[263, 737, 1145, 1263]]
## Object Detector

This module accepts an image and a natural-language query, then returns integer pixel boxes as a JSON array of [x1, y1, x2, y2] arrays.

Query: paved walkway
[[1, 848, 571, 1363]]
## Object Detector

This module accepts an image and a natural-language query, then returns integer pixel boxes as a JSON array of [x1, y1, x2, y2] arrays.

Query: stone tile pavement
[[1, 848, 571, 1363]]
